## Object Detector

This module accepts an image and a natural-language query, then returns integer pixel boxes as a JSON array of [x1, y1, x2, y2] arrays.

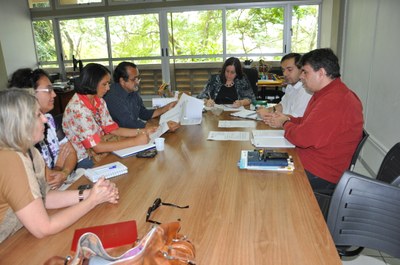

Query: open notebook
[[85, 161, 128, 182]]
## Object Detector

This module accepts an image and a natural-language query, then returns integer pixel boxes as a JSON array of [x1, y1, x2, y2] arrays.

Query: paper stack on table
[[251, 130, 295, 148]]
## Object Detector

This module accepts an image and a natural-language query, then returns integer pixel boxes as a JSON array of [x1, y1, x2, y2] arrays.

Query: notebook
[[85, 161, 128, 182], [251, 130, 295, 148], [71, 220, 137, 252]]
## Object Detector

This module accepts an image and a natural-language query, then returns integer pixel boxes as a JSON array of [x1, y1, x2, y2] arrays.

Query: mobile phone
[[136, 148, 157, 158]]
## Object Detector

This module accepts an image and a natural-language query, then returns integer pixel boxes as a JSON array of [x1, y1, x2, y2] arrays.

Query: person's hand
[[232, 100, 242, 108], [54, 143, 72, 169], [165, 101, 177, 111], [47, 169, 68, 189], [135, 133, 150, 145], [205, 99, 215, 107], [88, 178, 119, 205], [264, 112, 290, 128], [144, 126, 158, 135], [257, 107, 273, 119], [167, 121, 180, 132]]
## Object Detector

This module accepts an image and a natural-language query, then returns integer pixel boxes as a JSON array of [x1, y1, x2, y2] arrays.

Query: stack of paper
[[230, 109, 261, 120], [160, 93, 204, 125], [251, 130, 295, 148]]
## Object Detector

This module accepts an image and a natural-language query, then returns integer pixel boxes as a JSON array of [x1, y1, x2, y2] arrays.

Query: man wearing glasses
[[104, 62, 179, 131]]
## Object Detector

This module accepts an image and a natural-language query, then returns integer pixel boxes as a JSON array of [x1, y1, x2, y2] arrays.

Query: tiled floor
[[342, 249, 400, 265]]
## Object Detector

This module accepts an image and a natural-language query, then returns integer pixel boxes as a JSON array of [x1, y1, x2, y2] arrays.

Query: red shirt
[[284, 78, 363, 184]]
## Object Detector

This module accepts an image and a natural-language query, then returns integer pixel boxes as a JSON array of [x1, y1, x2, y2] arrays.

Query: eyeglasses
[[35, 87, 54, 94], [146, 198, 189, 225], [129, 76, 141, 83]]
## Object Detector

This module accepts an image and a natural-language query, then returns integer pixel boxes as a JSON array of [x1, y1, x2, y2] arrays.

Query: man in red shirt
[[264, 48, 363, 191]]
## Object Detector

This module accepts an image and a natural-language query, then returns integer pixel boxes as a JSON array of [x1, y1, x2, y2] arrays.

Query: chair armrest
[[391, 176, 400, 186]]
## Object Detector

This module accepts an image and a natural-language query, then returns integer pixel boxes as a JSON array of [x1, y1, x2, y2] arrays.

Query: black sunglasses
[[146, 198, 189, 225]]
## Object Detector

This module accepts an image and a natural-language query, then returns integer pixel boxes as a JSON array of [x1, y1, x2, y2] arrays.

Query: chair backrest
[[53, 113, 66, 141], [327, 170, 400, 258], [243, 67, 259, 98], [349, 129, 369, 171], [376, 142, 400, 184]]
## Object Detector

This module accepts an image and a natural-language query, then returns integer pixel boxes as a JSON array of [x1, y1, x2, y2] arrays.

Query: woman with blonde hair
[[0, 89, 119, 243]]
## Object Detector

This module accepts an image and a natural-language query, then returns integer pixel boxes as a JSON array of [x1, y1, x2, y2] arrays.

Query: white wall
[[0, 0, 37, 87], [341, 0, 400, 177]]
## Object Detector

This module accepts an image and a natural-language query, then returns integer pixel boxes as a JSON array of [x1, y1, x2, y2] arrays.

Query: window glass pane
[[109, 14, 160, 59], [33, 20, 57, 62], [291, 5, 319, 53], [60, 17, 108, 60], [226, 7, 284, 54], [168, 10, 223, 59], [28, 0, 50, 8]]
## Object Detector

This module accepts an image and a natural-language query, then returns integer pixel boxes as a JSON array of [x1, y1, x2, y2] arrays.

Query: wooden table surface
[[0, 111, 341, 265]]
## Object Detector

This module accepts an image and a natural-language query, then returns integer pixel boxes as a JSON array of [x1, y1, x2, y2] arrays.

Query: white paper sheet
[[159, 93, 204, 125], [218, 120, 257, 128], [230, 109, 261, 120], [207, 131, 250, 141], [252, 130, 285, 138], [152, 97, 177, 108]]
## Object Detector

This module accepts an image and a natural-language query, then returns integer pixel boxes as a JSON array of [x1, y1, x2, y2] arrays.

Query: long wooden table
[[0, 111, 341, 264]]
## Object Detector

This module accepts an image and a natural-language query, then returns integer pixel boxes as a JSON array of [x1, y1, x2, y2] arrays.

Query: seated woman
[[62, 63, 151, 169], [8, 68, 77, 189], [197, 57, 255, 107], [0, 89, 119, 243]]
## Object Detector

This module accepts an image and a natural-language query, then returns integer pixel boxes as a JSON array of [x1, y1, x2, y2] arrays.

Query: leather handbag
[[46, 222, 195, 265]]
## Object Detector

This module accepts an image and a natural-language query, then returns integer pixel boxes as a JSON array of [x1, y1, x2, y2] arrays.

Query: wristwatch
[[78, 184, 92, 202], [78, 189, 84, 202]]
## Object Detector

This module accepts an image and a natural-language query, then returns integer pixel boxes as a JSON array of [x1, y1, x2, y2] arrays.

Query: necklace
[[225, 81, 234, 87]]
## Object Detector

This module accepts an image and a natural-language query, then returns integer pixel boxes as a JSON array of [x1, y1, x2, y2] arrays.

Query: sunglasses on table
[[146, 198, 189, 225]]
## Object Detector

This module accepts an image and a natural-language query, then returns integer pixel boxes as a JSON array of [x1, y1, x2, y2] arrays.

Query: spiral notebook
[[85, 161, 128, 182]]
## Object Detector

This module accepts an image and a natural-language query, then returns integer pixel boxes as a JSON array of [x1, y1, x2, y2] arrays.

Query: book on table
[[71, 220, 137, 252], [238, 150, 294, 171], [85, 161, 128, 182]]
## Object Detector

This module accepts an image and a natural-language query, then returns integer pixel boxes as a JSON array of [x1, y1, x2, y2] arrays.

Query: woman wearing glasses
[[197, 57, 255, 108], [62, 63, 151, 169], [8, 68, 77, 189], [0, 89, 119, 243]]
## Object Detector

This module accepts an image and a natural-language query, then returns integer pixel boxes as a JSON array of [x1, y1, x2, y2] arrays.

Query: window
[[226, 7, 284, 55], [109, 13, 161, 63], [59, 17, 108, 61], [33, 20, 57, 64], [168, 10, 223, 62], [291, 5, 319, 53], [31, 2, 320, 94]]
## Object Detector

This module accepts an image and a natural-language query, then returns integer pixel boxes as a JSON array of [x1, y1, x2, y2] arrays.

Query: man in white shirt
[[257, 53, 312, 118]]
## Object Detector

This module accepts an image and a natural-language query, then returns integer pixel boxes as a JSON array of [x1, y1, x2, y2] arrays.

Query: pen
[[225, 96, 236, 103], [246, 112, 256, 117], [207, 92, 212, 100], [108, 165, 117, 169]]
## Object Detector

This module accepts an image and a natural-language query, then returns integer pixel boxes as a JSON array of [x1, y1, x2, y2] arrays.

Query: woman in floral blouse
[[62, 63, 151, 168]]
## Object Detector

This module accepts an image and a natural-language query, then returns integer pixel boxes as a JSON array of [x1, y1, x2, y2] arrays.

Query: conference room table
[[0, 111, 341, 264]]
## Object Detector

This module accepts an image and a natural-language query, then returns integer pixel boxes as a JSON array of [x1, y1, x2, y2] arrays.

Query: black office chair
[[243, 67, 259, 99], [53, 113, 66, 141], [327, 170, 400, 259], [376, 142, 400, 185], [349, 129, 369, 171], [263, 89, 285, 104], [315, 129, 369, 220]]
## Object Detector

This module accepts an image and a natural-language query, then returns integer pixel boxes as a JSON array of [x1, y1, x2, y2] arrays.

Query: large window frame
[[32, 1, 321, 95]]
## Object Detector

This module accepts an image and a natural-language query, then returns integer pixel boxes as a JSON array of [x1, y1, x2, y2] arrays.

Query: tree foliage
[[33, 5, 319, 64]]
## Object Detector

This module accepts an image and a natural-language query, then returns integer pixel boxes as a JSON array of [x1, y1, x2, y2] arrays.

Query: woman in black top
[[198, 57, 255, 107]]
